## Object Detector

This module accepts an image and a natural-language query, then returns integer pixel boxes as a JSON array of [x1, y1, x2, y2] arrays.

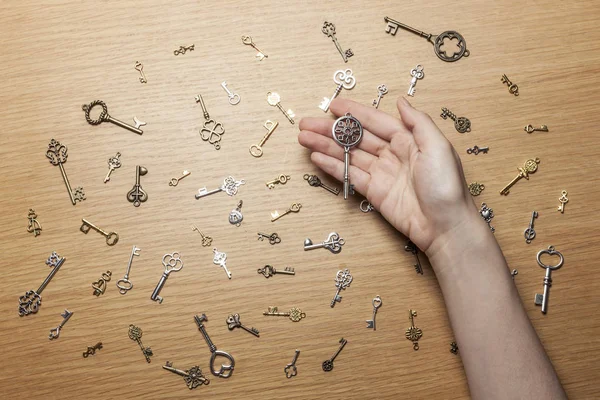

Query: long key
[[82, 100, 143, 135], [226, 313, 260, 337], [241, 35, 268, 60], [262, 306, 306, 322], [558, 190, 569, 213], [192, 225, 213, 246], [524, 211, 538, 244], [163, 361, 210, 389], [257, 265, 295, 278], [330, 269, 353, 307], [194, 314, 235, 378], [220, 81, 241, 105], [319, 69, 356, 112], [404, 240, 423, 274], [322, 338, 347, 371], [304, 232, 345, 254], [250, 120, 279, 157], [284, 350, 300, 378], [128, 324, 153, 363], [104, 152, 122, 183], [332, 113, 363, 198], [303, 174, 340, 195], [48, 309, 73, 340], [534, 246, 564, 314], [266, 174, 290, 189], [169, 170, 191, 186], [195, 176, 245, 199], [405, 310, 423, 350], [18, 252, 66, 316], [366, 296, 382, 330], [322, 22, 353, 62], [271, 203, 302, 222], [150, 253, 184, 303], [46, 139, 85, 205], [267, 92, 295, 124], [213, 248, 231, 279], [408, 65, 424, 96], [372, 84, 388, 108], [80, 219, 119, 246], [257, 232, 281, 245], [499, 158, 540, 195], [117, 245, 141, 294]]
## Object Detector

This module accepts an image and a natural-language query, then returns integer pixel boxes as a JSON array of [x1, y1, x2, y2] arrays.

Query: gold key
[[499, 158, 540, 195], [266, 174, 291, 189], [241, 35, 268, 61], [46, 139, 86, 205], [557, 190, 568, 213], [271, 203, 302, 222], [169, 170, 191, 187], [267, 92, 295, 124], [262, 306, 306, 322], [191, 225, 213, 247], [250, 120, 279, 157]]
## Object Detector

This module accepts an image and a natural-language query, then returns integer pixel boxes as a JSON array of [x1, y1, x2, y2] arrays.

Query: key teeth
[[319, 98, 330, 112]]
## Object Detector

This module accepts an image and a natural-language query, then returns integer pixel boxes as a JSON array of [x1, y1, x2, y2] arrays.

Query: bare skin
[[298, 97, 567, 400]]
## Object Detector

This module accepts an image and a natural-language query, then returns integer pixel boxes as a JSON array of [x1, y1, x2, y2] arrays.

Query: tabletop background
[[1, 1, 599, 399]]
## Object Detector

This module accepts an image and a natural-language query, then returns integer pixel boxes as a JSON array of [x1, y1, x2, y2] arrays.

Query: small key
[[163, 361, 210, 389], [194, 314, 235, 378], [359, 200, 376, 213], [134, 61, 147, 83], [257, 265, 295, 279], [104, 152, 122, 183], [128, 324, 153, 363], [524, 124, 549, 134], [250, 120, 279, 157], [117, 245, 141, 294], [18, 252, 66, 316], [322, 21, 353, 62], [266, 174, 291, 189], [319, 69, 356, 112], [195, 176, 245, 199], [226, 313, 260, 337], [80, 219, 119, 246], [303, 174, 340, 195], [82, 100, 143, 135], [83, 342, 103, 358], [304, 232, 345, 254], [441, 107, 471, 133], [366, 296, 382, 330], [150, 253, 184, 303], [466, 145, 489, 155], [126, 165, 149, 207], [284, 350, 300, 378], [405, 309, 423, 350], [220, 81, 241, 105], [196, 94, 225, 150], [468, 182, 485, 196], [267, 92, 295, 124], [271, 202, 302, 222], [330, 268, 353, 308], [322, 338, 347, 372], [173, 44, 194, 56], [524, 211, 538, 244], [499, 158, 540, 195], [257, 232, 281, 245], [263, 306, 306, 322], [404, 240, 423, 274], [408, 65, 424, 96], [192, 225, 213, 247], [46, 139, 85, 205], [27, 208, 42, 237], [511, 269, 519, 280], [501, 74, 519, 96], [213, 248, 231, 279], [229, 200, 244, 227], [48, 309, 73, 340], [241, 35, 268, 60], [480, 202, 495, 232], [372, 84, 388, 108], [169, 170, 191, 186], [534, 246, 564, 314], [558, 190, 568, 213], [91, 270, 112, 296]]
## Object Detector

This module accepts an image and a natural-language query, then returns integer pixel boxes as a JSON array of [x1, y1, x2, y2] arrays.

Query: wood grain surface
[[1, 1, 599, 399]]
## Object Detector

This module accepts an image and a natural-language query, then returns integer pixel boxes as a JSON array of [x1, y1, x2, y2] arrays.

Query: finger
[[299, 117, 389, 157], [298, 130, 377, 172], [397, 97, 450, 151], [310, 151, 371, 196], [329, 98, 407, 141]]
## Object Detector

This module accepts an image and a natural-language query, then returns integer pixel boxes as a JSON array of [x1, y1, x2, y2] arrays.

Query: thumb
[[397, 97, 449, 151]]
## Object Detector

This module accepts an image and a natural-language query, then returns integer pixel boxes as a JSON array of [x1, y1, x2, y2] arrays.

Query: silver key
[[408, 65, 424, 96], [330, 268, 353, 308], [220, 81, 241, 105], [372, 84, 388, 108], [304, 232, 345, 254], [332, 113, 364, 199], [226, 313, 260, 337], [284, 350, 300, 378], [117, 245, 141, 294], [267, 92, 295, 124], [404, 240, 423, 274], [194, 314, 235, 378], [534, 246, 564, 314], [366, 296, 382, 330], [195, 176, 245, 199], [322, 21, 353, 62], [524, 211, 538, 244], [303, 174, 340, 195], [213, 248, 232, 279], [150, 253, 183, 303], [319, 69, 356, 112], [48, 309, 73, 340], [322, 338, 347, 372], [103, 152, 121, 183]]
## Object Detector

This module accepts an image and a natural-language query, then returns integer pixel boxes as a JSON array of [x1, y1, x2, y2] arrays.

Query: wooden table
[[1, 1, 599, 398]]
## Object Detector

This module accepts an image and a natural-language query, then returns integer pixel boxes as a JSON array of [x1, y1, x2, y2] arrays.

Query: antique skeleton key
[[366, 296, 382, 330], [499, 158, 540, 195], [18, 252, 66, 316], [524, 211, 538, 244], [117, 245, 141, 294], [304, 232, 345, 254], [271, 203, 302, 222], [82, 100, 144, 135], [80, 219, 119, 246], [128, 324, 153, 363], [163, 361, 210, 389], [267, 92, 295, 124], [196, 94, 225, 149], [534, 246, 564, 314], [195, 176, 245, 199], [250, 120, 279, 157], [322, 338, 347, 372], [322, 21, 353, 62], [404, 240, 423, 274], [266, 174, 290, 189], [48, 309, 73, 340], [213, 248, 232, 279], [46, 139, 85, 205], [220, 81, 241, 105], [303, 174, 340, 195], [284, 350, 300, 378], [194, 314, 235, 378], [226, 313, 260, 337], [330, 269, 353, 307], [126, 165, 148, 207], [332, 113, 363, 198], [257, 232, 281, 245], [408, 65, 424, 96], [192, 225, 213, 247], [558, 190, 569, 213], [441, 107, 471, 133], [150, 253, 184, 303], [262, 306, 306, 322], [405, 310, 423, 350], [27, 209, 42, 237], [242, 35, 268, 60], [257, 265, 295, 278], [319, 69, 356, 112], [372, 84, 388, 108], [104, 152, 121, 183]]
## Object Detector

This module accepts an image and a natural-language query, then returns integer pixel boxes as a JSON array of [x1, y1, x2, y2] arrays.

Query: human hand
[[298, 97, 478, 254]]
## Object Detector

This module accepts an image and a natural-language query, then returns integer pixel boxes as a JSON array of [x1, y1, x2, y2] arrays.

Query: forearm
[[426, 212, 567, 400]]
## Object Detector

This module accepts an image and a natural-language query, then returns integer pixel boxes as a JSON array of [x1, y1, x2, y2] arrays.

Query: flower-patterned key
[[46, 139, 85, 205], [18, 252, 66, 316], [128, 324, 153, 363], [163, 361, 210, 389], [331, 113, 363, 199]]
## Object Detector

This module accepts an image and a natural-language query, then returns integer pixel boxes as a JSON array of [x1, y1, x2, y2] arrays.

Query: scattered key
[[192, 225, 213, 247], [372, 84, 388, 108], [195, 176, 245, 199], [194, 314, 235, 378], [332, 113, 364, 198], [226, 313, 260, 337], [263, 306, 306, 322], [257, 265, 295, 279], [468, 182, 485, 196], [267, 92, 295, 124], [266, 174, 291, 189], [271, 202, 302, 222], [83, 342, 103, 358], [134, 61, 147, 83], [441, 107, 471, 133], [19, 252, 66, 316], [126, 165, 148, 207], [322, 338, 347, 372], [241, 35, 268, 61], [213, 248, 231, 279], [103, 152, 122, 183], [117, 246, 141, 295], [466, 145, 489, 155], [284, 350, 300, 378], [359, 200, 376, 213], [524, 211, 538, 244], [322, 21, 353, 62], [220, 81, 241, 105], [366, 296, 382, 330], [404, 240, 423, 274], [405, 310, 423, 350], [319, 69, 356, 112], [46, 139, 85, 205], [27, 209, 42, 237], [524, 124, 549, 134], [48, 309, 73, 340], [304, 232, 345, 254], [80, 219, 119, 246], [250, 120, 279, 157], [169, 170, 191, 187], [558, 190, 569, 213], [174, 44, 194, 56], [228, 200, 244, 227], [196, 94, 225, 150], [91, 270, 112, 296], [499, 158, 540, 195], [82, 100, 144, 135], [407, 65, 424, 96], [128, 324, 153, 363], [479, 203, 495, 232], [257, 232, 281, 245], [163, 361, 210, 389], [303, 174, 340, 195], [534, 246, 564, 314], [330, 269, 353, 308], [150, 253, 183, 303], [501, 74, 519, 96]]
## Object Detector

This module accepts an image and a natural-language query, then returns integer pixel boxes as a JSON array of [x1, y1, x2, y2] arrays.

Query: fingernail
[[401, 97, 412, 107]]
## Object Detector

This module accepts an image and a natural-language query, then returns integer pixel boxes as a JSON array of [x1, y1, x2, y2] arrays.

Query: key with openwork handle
[[257, 232, 281, 245], [322, 21, 353, 62], [250, 120, 279, 157], [150, 253, 184, 303], [82, 100, 144, 135], [405, 310, 423, 350], [263, 306, 306, 322], [117, 245, 141, 294], [226, 313, 260, 337], [242, 35, 268, 60], [319, 69, 356, 112], [48, 309, 73, 340], [304, 232, 345, 254], [534, 246, 564, 314], [557, 190, 568, 213], [163, 361, 210, 389], [195, 176, 245, 199], [284, 350, 300, 378], [524, 211, 538, 244], [104, 152, 121, 183], [267, 92, 295, 124], [271, 203, 302, 222], [128, 324, 153, 363], [46, 139, 85, 205], [19, 252, 66, 316], [330, 269, 353, 308], [499, 158, 540, 195], [80, 219, 119, 246], [194, 314, 235, 378], [266, 174, 290, 189], [257, 265, 295, 278], [322, 338, 347, 372], [303, 174, 340, 195]]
